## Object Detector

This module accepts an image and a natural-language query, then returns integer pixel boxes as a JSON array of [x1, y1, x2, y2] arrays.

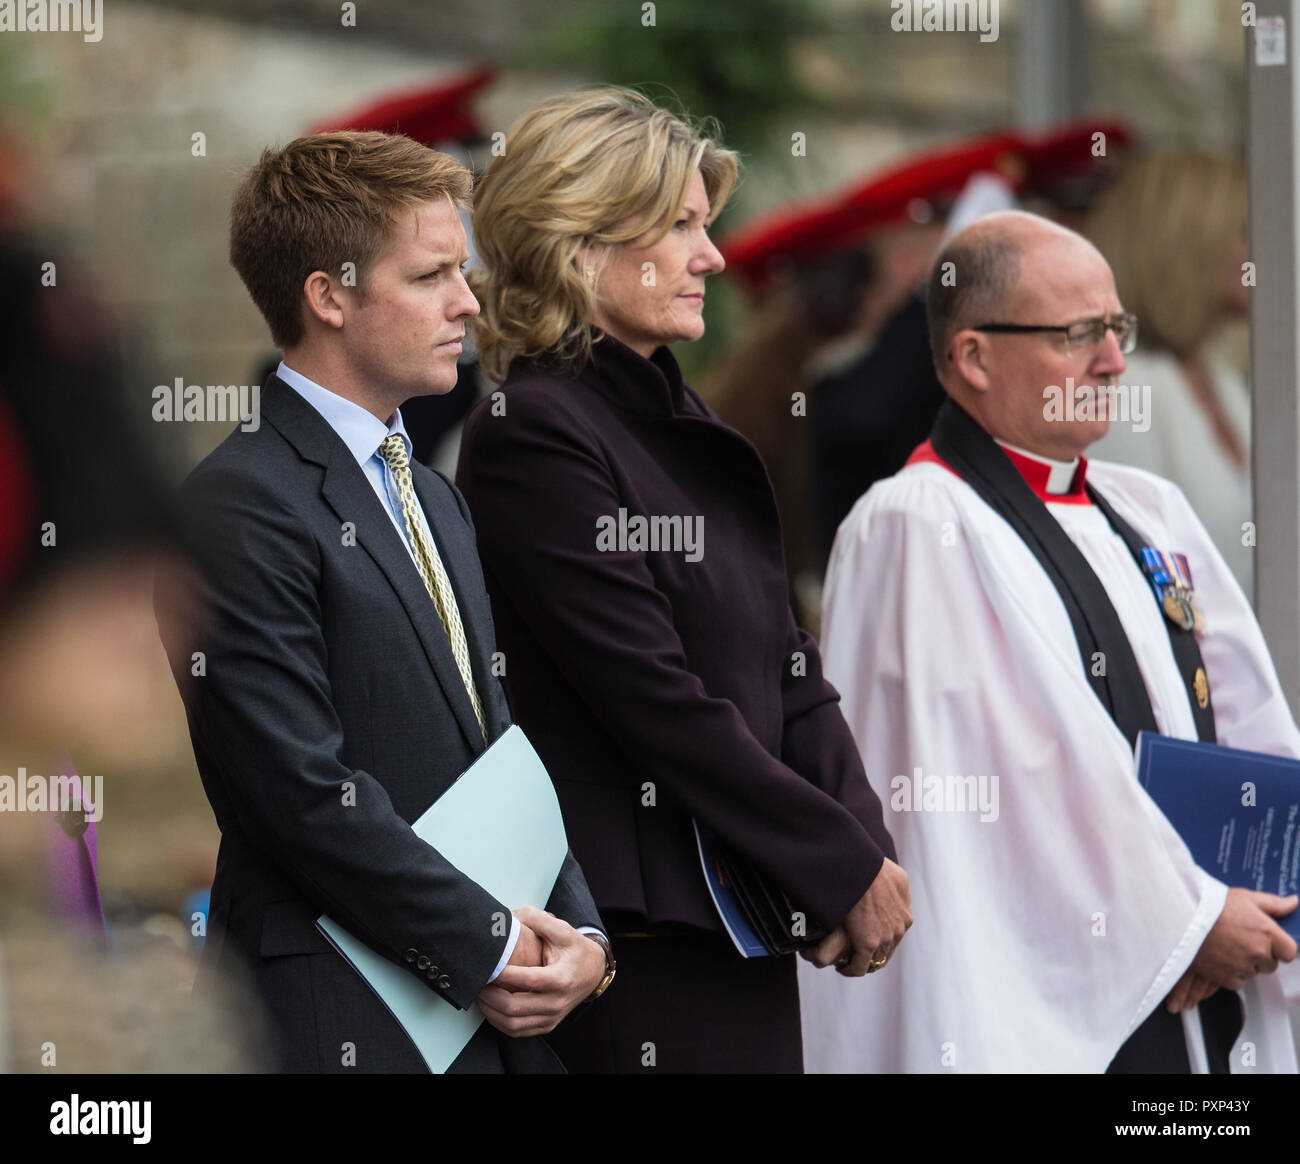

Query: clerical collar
[[993, 440, 1089, 505], [907, 438, 1090, 505]]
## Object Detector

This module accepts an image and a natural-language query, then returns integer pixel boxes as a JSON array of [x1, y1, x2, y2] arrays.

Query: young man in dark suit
[[156, 132, 610, 1073]]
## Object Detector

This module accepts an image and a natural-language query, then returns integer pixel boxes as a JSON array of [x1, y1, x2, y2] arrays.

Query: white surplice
[[798, 452, 1300, 1073]]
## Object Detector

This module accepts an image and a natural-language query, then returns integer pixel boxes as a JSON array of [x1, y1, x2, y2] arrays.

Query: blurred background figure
[[708, 120, 1129, 629], [1086, 150, 1253, 596], [701, 247, 880, 629], [0, 170, 265, 1071]]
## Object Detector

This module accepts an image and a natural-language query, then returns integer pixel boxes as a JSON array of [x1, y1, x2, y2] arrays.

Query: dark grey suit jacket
[[157, 374, 602, 1073]]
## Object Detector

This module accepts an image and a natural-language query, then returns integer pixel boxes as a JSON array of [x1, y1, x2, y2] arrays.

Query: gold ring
[[867, 956, 888, 973]]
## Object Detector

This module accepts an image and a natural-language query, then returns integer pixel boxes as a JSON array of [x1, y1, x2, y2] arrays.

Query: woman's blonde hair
[[470, 88, 739, 380], [1085, 150, 1246, 358]]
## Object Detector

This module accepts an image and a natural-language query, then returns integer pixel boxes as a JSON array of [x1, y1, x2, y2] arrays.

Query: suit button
[[404, 948, 418, 963], [416, 955, 431, 970], [436, 975, 452, 990]]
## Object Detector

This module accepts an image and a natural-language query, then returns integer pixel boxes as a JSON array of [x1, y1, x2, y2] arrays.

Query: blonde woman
[[456, 89, 908, 1074], [1086, 151, 1253, 595]]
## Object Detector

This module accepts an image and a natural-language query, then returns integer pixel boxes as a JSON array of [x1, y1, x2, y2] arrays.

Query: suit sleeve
[[432, 466, 605, 935], [457, 391, 884, 929], [160, 464, 510, 1010]]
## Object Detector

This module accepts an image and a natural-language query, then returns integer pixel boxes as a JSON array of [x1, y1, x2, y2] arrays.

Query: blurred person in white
[[1086, 151, 1253, 596]]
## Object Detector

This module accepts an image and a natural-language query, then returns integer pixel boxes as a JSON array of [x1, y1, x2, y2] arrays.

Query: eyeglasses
[[970, 312, 1138, 358]]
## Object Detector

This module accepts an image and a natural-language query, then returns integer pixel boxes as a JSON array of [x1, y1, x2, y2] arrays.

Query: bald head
[[925, 210, 1104, 382], [922, 210, 1128, 460]]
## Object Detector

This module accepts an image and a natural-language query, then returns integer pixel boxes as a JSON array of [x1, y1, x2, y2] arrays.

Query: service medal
[[1193, 666, 1210, 710], [1162, 588, 1194, 631]]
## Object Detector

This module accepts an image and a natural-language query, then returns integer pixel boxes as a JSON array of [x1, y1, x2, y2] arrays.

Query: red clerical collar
[[906, 439, 1091, 505]]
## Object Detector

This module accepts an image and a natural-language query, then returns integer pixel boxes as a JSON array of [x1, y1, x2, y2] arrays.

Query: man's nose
[[454, 272, 480, 319], [1092, 327, 1126, 376]]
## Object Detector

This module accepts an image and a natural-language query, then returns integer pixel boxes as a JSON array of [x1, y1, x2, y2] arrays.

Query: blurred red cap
[[308, 65, 496, 146], [720, 118, 1132, 291]]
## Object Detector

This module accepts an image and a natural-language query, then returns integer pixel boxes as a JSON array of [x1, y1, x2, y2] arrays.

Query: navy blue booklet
[[1136, 732, 1300, 938]]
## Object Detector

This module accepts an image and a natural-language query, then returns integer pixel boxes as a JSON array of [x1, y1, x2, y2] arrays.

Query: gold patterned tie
[[378, 434, 487, 742]]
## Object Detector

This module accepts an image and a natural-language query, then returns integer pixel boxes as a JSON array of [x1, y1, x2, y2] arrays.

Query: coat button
[[417, 955, 431, 970], [436, 975, 452, 990], [404, 948, 418, 963]]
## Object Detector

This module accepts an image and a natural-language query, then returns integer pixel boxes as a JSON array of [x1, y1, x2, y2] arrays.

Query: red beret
[[308, 65, 495, 147], [720, 118, 1132, 291]]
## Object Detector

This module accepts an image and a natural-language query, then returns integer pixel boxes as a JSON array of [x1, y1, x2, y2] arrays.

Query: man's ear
[[950, 329, 993, 393], [302, 270, 346, 332]]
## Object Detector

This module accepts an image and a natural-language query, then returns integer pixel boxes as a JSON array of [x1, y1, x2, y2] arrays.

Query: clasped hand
[[475, 906, 608, 1037], [1166, 888, 1298, 1013], [800, 857, 913, 977]]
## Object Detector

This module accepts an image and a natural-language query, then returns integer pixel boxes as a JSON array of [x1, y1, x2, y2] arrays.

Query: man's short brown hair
[[229, 131, 472, 348], [925, 230, 1022, 378]]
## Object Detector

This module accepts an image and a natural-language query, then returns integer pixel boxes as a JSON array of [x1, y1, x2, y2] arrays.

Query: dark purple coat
[[456, 335, 894, 934]]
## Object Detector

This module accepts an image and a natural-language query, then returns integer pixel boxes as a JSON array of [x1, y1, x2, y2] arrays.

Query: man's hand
[[839, 857, 912, 977], [504, 921, 544, 978], [1165, 967, 1220, 1014], [475, 907, 607, 1038], [1190, 888, 1298, 991]]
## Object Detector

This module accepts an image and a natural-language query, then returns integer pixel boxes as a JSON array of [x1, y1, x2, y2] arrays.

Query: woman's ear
[[573, 240, 598, 287]]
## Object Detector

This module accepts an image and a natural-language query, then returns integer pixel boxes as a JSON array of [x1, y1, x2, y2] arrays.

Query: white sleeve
[[804, 472, 1223, 1072]]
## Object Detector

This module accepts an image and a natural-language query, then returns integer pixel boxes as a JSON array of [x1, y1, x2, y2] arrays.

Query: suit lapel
[[262, 377, 488, 753]]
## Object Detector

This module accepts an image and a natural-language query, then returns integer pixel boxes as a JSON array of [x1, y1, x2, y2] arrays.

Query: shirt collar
[[276, 361, 410, 467], [994, 439, 1090, 504]]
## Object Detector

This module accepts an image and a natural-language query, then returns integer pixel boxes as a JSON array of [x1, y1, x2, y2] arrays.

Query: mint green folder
[[316, 724, 569, 1073]]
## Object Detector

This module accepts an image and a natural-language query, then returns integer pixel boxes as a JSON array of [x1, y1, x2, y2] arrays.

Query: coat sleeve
[[779, 610, 896, 863], [457, 389, 885, 929], [157, 463, 511, 1011]]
